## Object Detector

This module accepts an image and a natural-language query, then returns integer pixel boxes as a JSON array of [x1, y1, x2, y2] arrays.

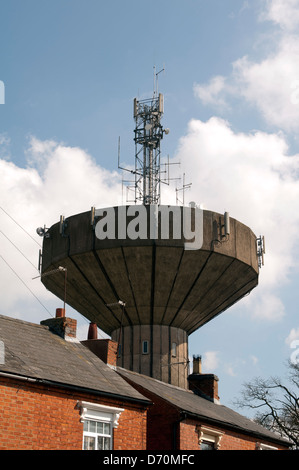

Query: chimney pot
[[193, 355, 202, 374], [56, 308, 65, 318], [88, 322, 98, 340]]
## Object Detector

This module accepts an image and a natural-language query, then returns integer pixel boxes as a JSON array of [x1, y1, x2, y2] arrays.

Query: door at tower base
[[111, 325, 188, 388]]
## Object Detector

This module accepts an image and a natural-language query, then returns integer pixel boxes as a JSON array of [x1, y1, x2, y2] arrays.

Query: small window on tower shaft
[[142, 340, 148, 354], [172, 342, 177, 357]]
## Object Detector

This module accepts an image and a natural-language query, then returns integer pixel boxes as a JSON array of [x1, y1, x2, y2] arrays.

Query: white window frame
[[78, 401, 124, 450], [197, 425, 223, 450]]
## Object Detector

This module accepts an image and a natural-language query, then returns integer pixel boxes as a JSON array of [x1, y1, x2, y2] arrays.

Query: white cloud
[[240, 1, 250, 13], [250, 355, 259, 365], [193, 76, 229, 109], [0, 134, 10, 160], [26, 137, 122, 217], [187, 1, 299, 332], [248, 291, 285, 321], [0, 137, 121, 326], [194, 36, 299, 134], [225, 365, 236, 377], [260, 0, 299, 31], [202, 351, 220, 372], [232, 36, 299, 132], [190, 0, 299, 323], [285, 327, 299, 346], [194, 1, 299, 134], [171, 116, 299, 321]]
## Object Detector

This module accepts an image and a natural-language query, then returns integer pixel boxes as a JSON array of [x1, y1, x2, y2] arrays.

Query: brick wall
[[2, 374, 287, 451], [146, 393, 180, 450], [114, 404, 147, 450], [41, 316, 77, 340], [0, 377, 147, 450], [119, 378, 181, 449], [179, 418, 288, 451], [216, 427, 287, 451], [179, 420, 200, 450], [81, 339, 118, 367]]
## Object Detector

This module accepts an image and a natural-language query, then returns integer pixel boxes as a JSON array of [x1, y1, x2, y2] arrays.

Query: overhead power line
[[0, 254, 53, 316], [0, 229, 38, 271], [0, 206, 42, 247]]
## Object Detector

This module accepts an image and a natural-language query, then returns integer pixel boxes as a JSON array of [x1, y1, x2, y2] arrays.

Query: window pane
[[83, 419, 112, 450], [97, 422, 103, 434], [104, 437, 111, 450], [84, 436, 95, 450], [103, 423, 111, 435], [89, 420, 96, 433], [97, 436, 103, 450], [200, 440, 214, 450], [98, 436, 111, 450]]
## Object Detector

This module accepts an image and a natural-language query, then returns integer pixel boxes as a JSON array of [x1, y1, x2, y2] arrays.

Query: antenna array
[[133, 92, 169, 205], [118, 67, 170, 206]]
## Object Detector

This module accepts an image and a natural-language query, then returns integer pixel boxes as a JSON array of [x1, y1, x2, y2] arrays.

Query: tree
[[234, 361, 299, 449]]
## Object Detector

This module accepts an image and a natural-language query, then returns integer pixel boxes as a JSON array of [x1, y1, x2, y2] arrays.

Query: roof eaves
[[180, 409, 291, 447], [0, 370, 151, 408], [116, 367, 291, 447]]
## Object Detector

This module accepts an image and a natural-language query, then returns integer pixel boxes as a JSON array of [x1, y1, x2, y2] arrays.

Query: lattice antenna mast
[[133, 67, 169, 205]]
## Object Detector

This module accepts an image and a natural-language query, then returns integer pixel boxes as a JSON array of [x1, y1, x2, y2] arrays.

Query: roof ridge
[[117, 366, 195, 394], [0, 313, 49, 329]]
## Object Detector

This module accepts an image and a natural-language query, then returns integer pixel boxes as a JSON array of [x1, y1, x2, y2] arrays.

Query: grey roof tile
[[117, 367, 290, 446], [0, 314, 149, 405]]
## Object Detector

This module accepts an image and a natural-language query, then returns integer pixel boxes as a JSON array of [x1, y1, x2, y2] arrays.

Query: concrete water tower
[[38, 75, 263, 388]]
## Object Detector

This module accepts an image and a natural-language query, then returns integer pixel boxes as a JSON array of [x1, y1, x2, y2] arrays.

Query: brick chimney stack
[[40, 308, 77, 341], [81, 323, 118, 368], [188, 355, 220, 403]]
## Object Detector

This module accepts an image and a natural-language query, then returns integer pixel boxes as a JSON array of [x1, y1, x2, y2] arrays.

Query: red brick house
[[0, 312, 291, 450], [0, 313, 150, 450], [82, 325, 291, 451], [117, 367, 290, 451]]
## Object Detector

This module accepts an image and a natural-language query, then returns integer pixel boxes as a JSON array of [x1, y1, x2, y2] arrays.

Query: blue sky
[[0, 0, 267, 166], [1, 0, 299, 417]]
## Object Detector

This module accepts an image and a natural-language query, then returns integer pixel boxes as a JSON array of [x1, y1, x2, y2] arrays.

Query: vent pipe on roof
[[87, 322, 98, 340]]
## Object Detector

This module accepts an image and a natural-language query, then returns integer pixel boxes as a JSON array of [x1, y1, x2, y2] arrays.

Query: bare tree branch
[[233, 361, 299, 449]]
